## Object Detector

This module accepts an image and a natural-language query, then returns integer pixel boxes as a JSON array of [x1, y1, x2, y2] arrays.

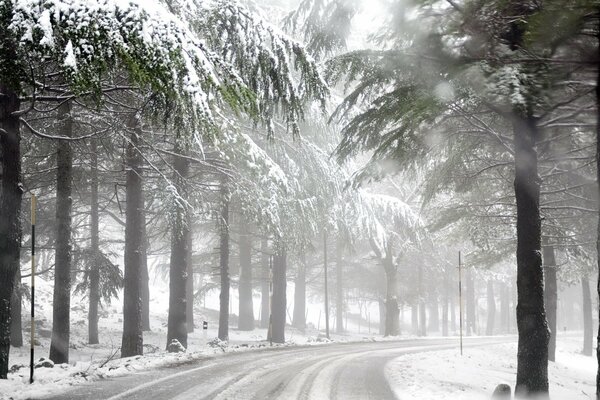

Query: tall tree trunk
[[514, 112, 549, 396], [500, 282, 510, 335], [218, 178, 230, 341], [582, 276, 593, 356], [271, 245, 287, 343], [466, 268, 476, 336], [378, 299, 386, 335], [486, 280, 496, 336], [141, 207, 150, 332], [49, 102, 73, 364], [10, 269, 22, 347], [238, 219, 254, 331], [88, 139, 100, 345], [0, 84, 21, 379], [167, 154, 190, 349], [442, 268, 449, 336], [335, 237, 344, 334], [429, 295, 439, 333], [121, 113, 144, 358], [186, 225, 194, 333], [450, 292, 456, 333], [260, 239, 270, 329], [543, 245, 557, 361], [411, 302, 418, 335], [418, 264, 426, 337], [595, 22, 600, 396], [292, 252, 306, 331]]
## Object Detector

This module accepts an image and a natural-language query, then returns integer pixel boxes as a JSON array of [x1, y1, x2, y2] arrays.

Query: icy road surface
[[44, 338, 510, 400]]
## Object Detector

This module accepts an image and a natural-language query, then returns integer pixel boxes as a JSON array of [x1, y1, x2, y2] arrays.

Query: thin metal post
[[324, 232, 330, 339], [458, 250, 463, 356], [30, 195, 36, 384]]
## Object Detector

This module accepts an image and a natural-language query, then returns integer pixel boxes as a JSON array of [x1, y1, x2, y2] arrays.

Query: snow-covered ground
[[385, 334, 596, 400], [1, 277, 377, 400], [3, 277, 596, 400]]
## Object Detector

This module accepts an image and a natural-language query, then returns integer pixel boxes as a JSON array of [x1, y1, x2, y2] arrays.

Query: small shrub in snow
[[34, 357, 54, 369], [207, 338, 228, 351], [9, 363, 25, 373], [167, 339, 186, 353]]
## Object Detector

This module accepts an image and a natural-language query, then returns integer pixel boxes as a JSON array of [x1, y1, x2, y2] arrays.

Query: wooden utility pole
[[458, 250, 463, 356], [324, 232, 330, 339]]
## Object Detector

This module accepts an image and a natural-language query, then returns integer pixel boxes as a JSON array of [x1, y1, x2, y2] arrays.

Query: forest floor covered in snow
[[2, 279, 595, 400], [0, 279, 378, 400], [385, 334, 595, 400]]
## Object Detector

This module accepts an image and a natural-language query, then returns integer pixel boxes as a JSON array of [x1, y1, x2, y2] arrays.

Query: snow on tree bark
[[121, 114, 144, 358], [49, 101, 73, 365]]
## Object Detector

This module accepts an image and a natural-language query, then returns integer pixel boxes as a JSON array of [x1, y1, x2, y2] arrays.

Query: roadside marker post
[[30, 195, 36, 384]]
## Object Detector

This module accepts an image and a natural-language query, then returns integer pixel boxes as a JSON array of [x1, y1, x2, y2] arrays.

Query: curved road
[[46, 337, 510, 400]]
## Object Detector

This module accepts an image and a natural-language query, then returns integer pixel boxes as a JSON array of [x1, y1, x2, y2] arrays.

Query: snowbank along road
[[45, 337, 511, 400]]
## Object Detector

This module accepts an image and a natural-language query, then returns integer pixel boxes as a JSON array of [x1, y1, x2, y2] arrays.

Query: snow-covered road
[[42, 337, 510, 400]]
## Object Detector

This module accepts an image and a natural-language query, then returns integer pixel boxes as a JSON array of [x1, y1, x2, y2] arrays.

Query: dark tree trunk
[[429, 295, 439, 333], [543, 245, 557, 361], [292, 252, 306, 331], [10, 269, 22, 347], [167, 154, 190, 349], [186, 225, 194, 333], [0, 84, 21, 379], [49, 102, 73, 364], [486, 280, 496, 336], [596, 24, 600, 396], [121, 114, 144, 358], [335, 237, 344, 334], [514, 112, 549, 396], [88, 139, 100, 345], [238, 219, 254, 331], [141, 207, 150, 332], [218, 178, 230, 341], [582, 276, 593, 356], [500, 282, 510, 335], [271, 246, 287, 343], [260, 239, 270, 329]]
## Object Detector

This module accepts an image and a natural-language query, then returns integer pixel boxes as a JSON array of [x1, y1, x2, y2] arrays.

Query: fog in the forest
[[0, 0, 598, 399]]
